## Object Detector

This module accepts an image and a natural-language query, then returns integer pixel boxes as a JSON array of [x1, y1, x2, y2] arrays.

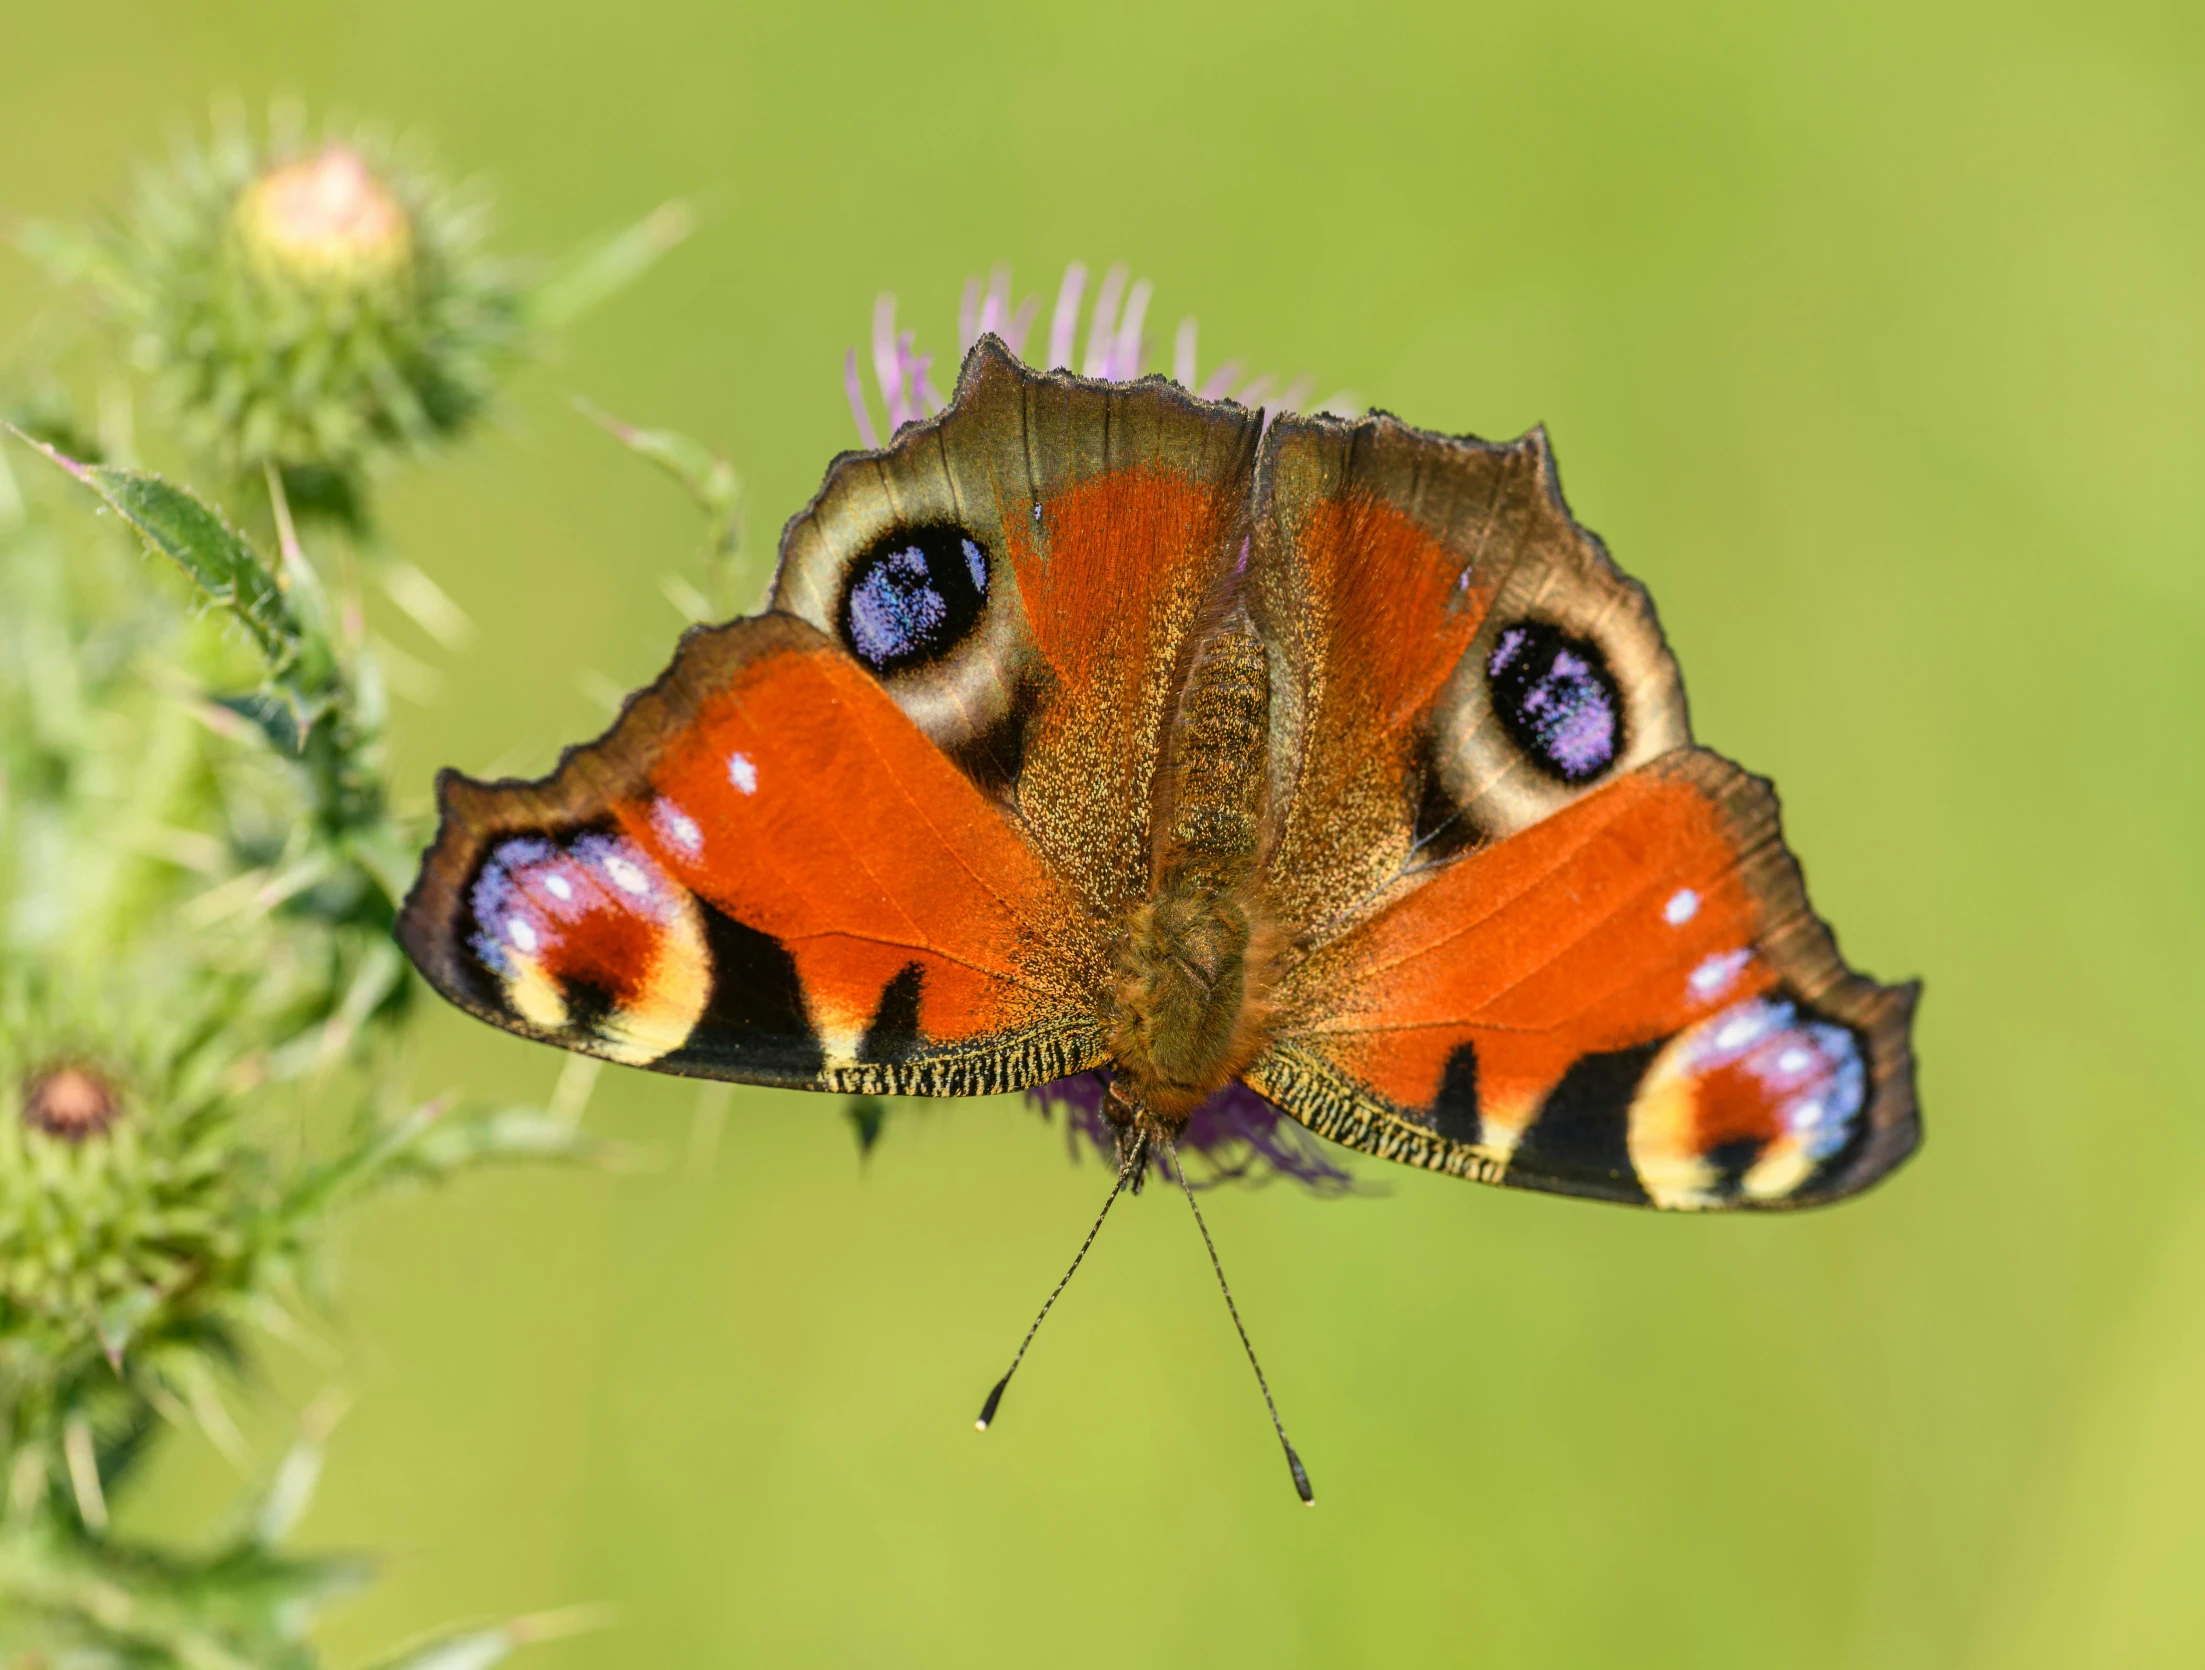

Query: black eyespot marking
[[1487, 620, 1623, 783], [1408, 735, 1483, 869], [839, 523, 991, 673]]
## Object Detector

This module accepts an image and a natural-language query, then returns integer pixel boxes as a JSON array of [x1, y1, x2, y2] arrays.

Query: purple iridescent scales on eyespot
[[841, 527, 990, 672], [1488, 621, 1623, 783], [468, 831, 671, 977]]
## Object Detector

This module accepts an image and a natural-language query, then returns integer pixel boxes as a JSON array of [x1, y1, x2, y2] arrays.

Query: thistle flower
[[843, 260, 1357, 446], [19, 1063, 122, 1142], [237, 141, 414, 279], [19, 106, 526, 527], [1029, 1072, 1358, 1196]]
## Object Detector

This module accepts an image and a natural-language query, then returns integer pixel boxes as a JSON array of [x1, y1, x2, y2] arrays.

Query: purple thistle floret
[[845, 261, 1356, 446], [1028, 1073, 1360, 1197]]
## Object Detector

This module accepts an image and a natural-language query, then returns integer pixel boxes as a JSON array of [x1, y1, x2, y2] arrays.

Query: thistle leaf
[[575, 398, 739, 519], [532, 199, 693, 328], [577, 398, 747, 612], [15, 218, 138, 303], [363, 1606, 612, 1670], [11, 434, 300, 671], [237, 1389, 349, 1549], [211, 689, 308, 757], [369, 1630, 524, 1670]]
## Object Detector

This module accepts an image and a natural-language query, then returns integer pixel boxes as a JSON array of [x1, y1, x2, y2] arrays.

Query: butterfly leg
[[1104, 1076, 1159, 1193]]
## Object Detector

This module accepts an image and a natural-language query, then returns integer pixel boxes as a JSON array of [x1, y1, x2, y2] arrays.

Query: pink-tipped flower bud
[[238, 144, 412, 280], [21, 1063, 123, 1141]]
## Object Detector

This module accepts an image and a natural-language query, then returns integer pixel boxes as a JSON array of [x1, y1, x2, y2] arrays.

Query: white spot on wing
[[654, 798, 703, 855], [1713, 1004, 1771, 1052], [603, 854, 650, 896], [1690, 949, 1751, 1000], [1664, 888, 1699, 925], [507, 917, 539, 953], [727, 751, 758, 794], [543, 874, 573, 902]]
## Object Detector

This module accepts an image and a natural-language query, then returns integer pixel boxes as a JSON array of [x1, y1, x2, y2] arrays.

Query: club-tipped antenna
[[975, 1132, 1147, 1433], [1173, 1143, 1314, 1506]]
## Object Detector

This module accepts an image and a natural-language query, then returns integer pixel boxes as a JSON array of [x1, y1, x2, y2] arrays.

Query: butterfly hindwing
[[1248, 750, 1917, 1208], [1244, 412, 1918, 1209]]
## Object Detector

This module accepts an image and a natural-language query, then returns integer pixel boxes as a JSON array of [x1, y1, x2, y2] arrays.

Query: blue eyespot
[[840, 524, 991, 672], [1487, 620, 1623, 783]]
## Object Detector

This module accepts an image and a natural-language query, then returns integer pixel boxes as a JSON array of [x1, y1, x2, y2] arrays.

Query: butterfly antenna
[[975, 1131, 1147, 1433], [1173, 1143, 1315, 1506]]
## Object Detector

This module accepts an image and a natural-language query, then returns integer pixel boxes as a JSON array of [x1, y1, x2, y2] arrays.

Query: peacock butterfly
[[397, 337, 1920, 1501]]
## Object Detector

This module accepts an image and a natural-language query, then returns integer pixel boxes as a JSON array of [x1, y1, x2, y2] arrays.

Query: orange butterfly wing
[[771, 339, 1262, 923], [400, 341, 1262, 1094], [399, 615, 1102, 1090], [1243, 414, 1918, 1208]]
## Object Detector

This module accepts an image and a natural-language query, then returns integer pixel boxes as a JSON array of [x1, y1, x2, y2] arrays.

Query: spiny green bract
[[3, 967, 278, 1460]]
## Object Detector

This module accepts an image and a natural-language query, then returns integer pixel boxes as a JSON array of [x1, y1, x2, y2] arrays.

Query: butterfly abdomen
[[1157, 622, 1268, 886], [1108, 621, 1280, 1121]]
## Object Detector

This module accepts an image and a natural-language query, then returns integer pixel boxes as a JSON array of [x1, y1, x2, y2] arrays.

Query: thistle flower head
[[237, 142, 413, 280], [19, 1063, 123, 1142], [844, 261, 1358, 447], [1030, 1072, 1359, 1195], [70, 107, 525, 518], [3, 973, 272, 1373]]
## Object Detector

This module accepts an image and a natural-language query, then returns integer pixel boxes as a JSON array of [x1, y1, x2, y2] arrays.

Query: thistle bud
[[20, 1063, 122, 1141], [236, 143, 413, 281], [83, 112, 525, 519]]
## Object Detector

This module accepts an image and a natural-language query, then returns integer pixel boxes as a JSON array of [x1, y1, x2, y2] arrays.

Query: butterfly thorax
[[1106, 622, 1279, 1125]]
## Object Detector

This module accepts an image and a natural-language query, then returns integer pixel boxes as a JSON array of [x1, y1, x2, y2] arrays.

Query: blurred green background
[[5, 0, 2201, 1664]]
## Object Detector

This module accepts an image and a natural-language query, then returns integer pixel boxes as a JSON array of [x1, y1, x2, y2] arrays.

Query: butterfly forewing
[[772, 337, 1264, 924]]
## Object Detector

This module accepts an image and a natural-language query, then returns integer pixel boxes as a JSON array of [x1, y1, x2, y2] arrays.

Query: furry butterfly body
[[399, 338, 1918, 1213]]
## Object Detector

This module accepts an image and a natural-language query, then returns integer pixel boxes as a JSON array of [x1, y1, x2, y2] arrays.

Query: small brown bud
[[21, 1064, 122, 1141]]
